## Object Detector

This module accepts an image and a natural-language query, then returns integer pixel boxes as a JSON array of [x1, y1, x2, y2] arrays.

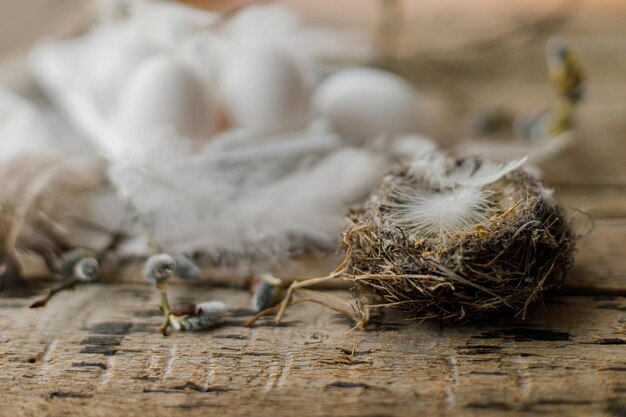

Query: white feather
[[383, 151, 525, 240], [385, 187, 493, 239], [403, 152, 526, 190], [442, 157, 527, 188], [107, 127, 388, 257]]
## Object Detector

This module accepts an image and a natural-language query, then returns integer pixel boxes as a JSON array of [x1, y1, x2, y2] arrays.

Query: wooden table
[[1, 3, 625, 417], [0, 195, 624, 417], [0, 264, 624, 417]]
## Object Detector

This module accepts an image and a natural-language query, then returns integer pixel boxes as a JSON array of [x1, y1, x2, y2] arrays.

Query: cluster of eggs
[[97, 24, 421, 145]]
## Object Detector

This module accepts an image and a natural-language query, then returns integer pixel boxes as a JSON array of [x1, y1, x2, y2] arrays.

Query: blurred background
[[1, 0, 625, 202]]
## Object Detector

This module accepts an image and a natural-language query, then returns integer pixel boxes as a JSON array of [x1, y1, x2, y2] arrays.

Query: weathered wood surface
[[0, 285, 624, 417], [1, 2, 626, 416], [568, 218, 626, 295]]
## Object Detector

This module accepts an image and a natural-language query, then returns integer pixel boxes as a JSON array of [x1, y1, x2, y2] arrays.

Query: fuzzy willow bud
[[173, 301, 226, 331], [73, 258, 100, 282], [251, 274, 283, 312], [143, 254, 176, 284]]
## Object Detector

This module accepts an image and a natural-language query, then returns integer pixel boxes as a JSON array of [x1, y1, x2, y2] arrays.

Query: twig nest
[[343, 157, 575, 321]]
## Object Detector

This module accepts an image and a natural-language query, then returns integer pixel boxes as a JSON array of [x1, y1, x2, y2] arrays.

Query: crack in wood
[[173, 382, 230, 393], [78, 322, 133, 357], [336, 347, 375, 357], [79, 346, 117, 356], [164, 402, 217, 409], [213, 334, 249, 340], [79, 336, 123, 346], [586, 338, 626, 345], [598, 303, 626, 312], [47, 391, 92, 399], [325, 381, 374, 389], [457, 344, 503, 355], [142, 383, 229, 394], [466, 401, 513, 411], [71, 362, 108, 370], [475, 328, 572, 341], [90, 322, 132, 335]]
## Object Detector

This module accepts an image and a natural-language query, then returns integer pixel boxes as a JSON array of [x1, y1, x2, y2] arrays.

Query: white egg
[[116, 55, 216, 139], [220, 44, 309, 134], [311, 67, 419, 142], [90, 37, 157, 112]]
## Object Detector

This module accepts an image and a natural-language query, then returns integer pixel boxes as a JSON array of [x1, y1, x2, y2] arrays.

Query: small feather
[[442, 157, 527, 188], [384, 186, 494, 240]]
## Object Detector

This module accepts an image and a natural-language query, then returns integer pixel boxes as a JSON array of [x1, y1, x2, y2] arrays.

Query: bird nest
[[247, 158, 577, 328], [342, 165, 575, 322]]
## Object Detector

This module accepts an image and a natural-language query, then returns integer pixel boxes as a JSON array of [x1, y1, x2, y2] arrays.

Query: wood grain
[[568, 218, 626, 295], [0, 285, 624, 417], [1, 2, 626, 416]]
